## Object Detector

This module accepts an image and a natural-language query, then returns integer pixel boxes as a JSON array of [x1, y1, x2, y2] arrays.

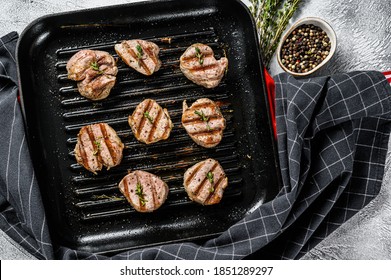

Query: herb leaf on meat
[[136, 182, 148, 206], [90, 61, 103, 74], [143, 111, 154, 124], [194, 47, 204, 65], [207, 171, 214, 193]]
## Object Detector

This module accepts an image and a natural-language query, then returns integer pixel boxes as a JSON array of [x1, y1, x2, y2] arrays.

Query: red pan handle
[[263, 68, 277, 139]]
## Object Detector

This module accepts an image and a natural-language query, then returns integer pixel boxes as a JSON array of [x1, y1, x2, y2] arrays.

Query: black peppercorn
[[280, 24, 332, 74]]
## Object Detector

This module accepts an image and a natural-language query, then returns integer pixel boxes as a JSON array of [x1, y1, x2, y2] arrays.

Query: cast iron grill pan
[[17, 0, 280, 254]]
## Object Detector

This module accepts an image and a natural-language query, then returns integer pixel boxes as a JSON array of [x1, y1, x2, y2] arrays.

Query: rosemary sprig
[[194, 46, 204, 65], [135, 182, 148, 206], [143, 111, 154, 124], [250, 0, 301, 67]]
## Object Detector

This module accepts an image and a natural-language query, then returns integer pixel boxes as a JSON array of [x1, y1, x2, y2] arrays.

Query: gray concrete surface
[[0, 0, 390, 260]]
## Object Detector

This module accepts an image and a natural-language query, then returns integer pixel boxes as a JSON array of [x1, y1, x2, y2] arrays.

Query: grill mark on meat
[[85, 126, 104, 166], [204, 173, 225, 204], [188, 128, 223, 136], [77, 140, 90, 171], [161, 109, 172, 140], [99, 123, 116, 165], [188, 63, 223, 72], [142, 41, 158, 66], [148, 173, 159, 211], [182, 115, 222, 125], [136, 99, 153, 136], [123, 41, 152, 76], [123, 175, 133, 206], [193, 162, 218, 197], [184, 162, 204, 186], [147, 106, 163, 143]]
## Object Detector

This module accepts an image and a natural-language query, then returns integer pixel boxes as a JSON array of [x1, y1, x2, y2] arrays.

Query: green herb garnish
[[90, 61, 103, 74], [250, 0, 302, 67], [207, 172, 214, 193], [136, 44, 144, 58], [195, 46, 204, 65], [207, 171, 214, 184], [194, 110, 209, 122], [135, 182, 148, 206], [195, 110, 211, 130], [135, 44, 144, 66], [93, 139, 102, 155], [143, 111, 154, 124]]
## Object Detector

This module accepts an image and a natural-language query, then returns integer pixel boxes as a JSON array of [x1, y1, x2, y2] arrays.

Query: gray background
[[0, 0, 390, 260]]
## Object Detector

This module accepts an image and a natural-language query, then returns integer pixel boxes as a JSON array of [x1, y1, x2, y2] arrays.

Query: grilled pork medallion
[[180, 43, 228, 88], [74, 123, 124, 174], [115, 39, 162, 76], [182, 98, 226, 148], [118, 170, 169, 212], [129, 99, 173, 144], [66, 50, 118, 100], [184, 158, 228, 205]]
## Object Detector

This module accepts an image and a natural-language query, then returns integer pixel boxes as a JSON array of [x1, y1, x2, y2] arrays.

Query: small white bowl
[[277, 17, 337, 77]]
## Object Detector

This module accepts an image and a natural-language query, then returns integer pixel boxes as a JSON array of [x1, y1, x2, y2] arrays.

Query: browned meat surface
[[182, 98, 226, 148], [66, 49, 118, 100], [183, 158, 228, 205], [74, 123, 124, 174], [179, 43, 228, 88], [118, 170, 169, 212], [114, 39, 162, 76], [129, 99, 173, 144]]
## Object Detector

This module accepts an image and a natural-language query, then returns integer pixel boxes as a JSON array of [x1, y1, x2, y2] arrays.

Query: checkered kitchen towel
[[1, 32, 391, 260]]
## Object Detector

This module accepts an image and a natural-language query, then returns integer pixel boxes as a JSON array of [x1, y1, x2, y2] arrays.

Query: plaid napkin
[[1, 32, 391, 260]]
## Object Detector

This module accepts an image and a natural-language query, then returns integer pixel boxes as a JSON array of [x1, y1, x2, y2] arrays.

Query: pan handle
[[263, 68, 277, 139]]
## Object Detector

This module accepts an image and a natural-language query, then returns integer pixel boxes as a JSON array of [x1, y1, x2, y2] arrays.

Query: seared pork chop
[[74, 123, 124, 174], [118, 170, 169, 212], [66, 50, 118, 100], [183, 158, 228, 205], [182, 98, 226, 148], [129, 99, 173, 144], [180, 43, 228, 88], [115, 39, 162, 76]]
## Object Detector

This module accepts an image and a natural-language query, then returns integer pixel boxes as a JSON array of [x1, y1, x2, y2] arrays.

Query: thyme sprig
[[136, 44, 144, 66], [93, 138, 102, 155], [194, 46, 204, 65], [136, 182, 148, 206], [207, 171, 214, 193], [194, 110, 211, 130], [194, 110, 209, 122], [143, 111, 154, 124], [90, 61, 103, 74], [250, 0, 301, 67]]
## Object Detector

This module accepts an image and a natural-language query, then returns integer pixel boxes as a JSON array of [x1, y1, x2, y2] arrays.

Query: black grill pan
[[16, 0, 281, 254]]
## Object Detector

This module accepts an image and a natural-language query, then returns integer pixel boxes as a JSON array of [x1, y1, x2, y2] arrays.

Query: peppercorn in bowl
[[277, 17, 336, 77]]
